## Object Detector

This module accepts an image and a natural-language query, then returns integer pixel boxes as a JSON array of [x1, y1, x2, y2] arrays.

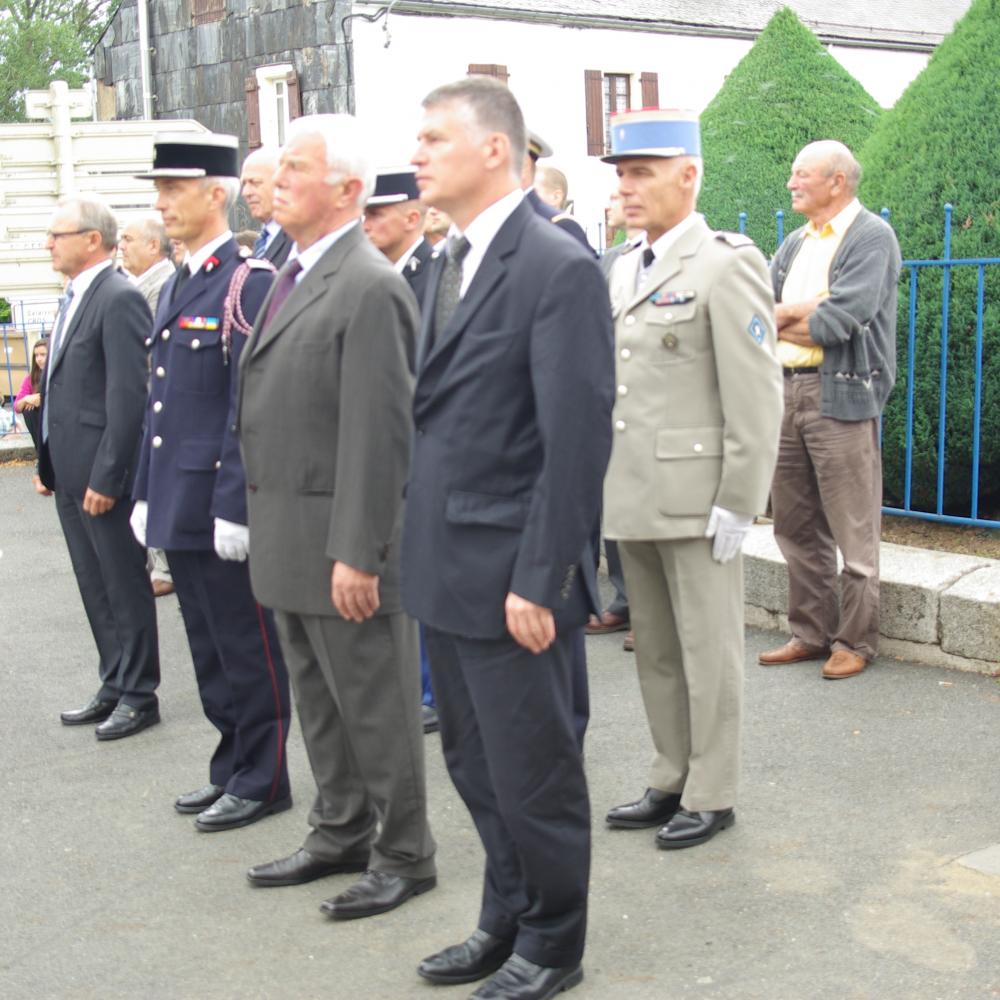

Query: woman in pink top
[[14, 338, 47, 447]]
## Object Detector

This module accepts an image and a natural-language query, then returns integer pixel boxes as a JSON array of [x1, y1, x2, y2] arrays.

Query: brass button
[[152, 435, 163, 448], [153, 401, 163, 413], [662, 333, 678, 349], [155, 366, 165, 378]]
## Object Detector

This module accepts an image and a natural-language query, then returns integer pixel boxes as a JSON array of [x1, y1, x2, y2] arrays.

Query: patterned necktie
[[42, 286, 74, 442], [252, 228, 269, 258], [260, 258, 303, 332], [431, 235, 471, 347]]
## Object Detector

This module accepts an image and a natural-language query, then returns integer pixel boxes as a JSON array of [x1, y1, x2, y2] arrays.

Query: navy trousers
[[167, 549, 291, 802]]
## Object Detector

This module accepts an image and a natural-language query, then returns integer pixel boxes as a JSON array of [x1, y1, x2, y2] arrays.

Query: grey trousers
[[273, 609, 436, 878], [619, 537, 743, 812], [770, 374, 881, 660]]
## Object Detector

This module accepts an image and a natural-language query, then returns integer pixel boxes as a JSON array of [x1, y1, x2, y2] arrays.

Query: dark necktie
[[252, 228, 269, 258], [260, 258, 303, 332], [42, 287, 74, 442], [170, 263, 191, 304], [642, 247, 656, 268], [636, 246, 656, 292], [431, 235, 471, 347]]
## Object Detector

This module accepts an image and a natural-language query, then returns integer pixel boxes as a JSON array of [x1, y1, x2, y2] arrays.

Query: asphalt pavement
[[2, 460, 999, 1000]]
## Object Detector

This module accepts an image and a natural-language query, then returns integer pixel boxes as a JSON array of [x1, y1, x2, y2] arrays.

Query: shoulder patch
[[715, 231, 756, 249], [747, 315, 767, 344]]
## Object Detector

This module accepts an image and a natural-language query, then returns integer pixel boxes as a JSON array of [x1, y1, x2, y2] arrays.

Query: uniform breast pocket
[[644, 303, 706, 365], [175, 328, 225, 396], [654, 425, 723, 517]]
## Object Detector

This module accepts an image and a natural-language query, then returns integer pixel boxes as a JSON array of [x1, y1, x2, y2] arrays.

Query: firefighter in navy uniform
[[130, 133, 293, 832]]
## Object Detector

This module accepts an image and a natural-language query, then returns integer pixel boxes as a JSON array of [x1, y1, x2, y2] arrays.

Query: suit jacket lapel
[[49, 266, 113, 378], [625, 218, 708, 311]]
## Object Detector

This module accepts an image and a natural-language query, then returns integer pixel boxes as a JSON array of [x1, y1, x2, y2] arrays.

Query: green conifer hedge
[[860, 0, 1000, 516], [699, 7, 881, 256]]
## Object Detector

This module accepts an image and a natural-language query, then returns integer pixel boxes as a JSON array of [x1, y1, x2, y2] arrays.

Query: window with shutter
[[467, 64, 510, 85], [640, 72, 659, 109], [193, 0, 225, 26], [254, 64, 296, 147], [245, 76, 261, 150], [603, 74, 631, 154]]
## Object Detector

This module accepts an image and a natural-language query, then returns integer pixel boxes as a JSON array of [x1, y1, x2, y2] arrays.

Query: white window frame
[[255, 63, 295, 148]]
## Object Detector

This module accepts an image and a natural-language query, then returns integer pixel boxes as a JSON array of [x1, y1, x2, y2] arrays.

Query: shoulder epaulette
[[714, 231, 756, 249], [245, 257, 277, 272], [552, 213, 578, 226], [618, 237, 643, 255]]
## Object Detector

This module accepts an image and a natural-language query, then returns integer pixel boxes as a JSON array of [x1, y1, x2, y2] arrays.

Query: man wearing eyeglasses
[[39, 196, 162, 740]]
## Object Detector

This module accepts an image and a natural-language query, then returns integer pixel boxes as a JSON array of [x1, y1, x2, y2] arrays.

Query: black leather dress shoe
[[61, 696, 116, 726], [174, 784, 225, 814], [418, 929, 514, 985], [656, 808, 735, 849], [194, 792, 292, 832], [422, 704, 440, 734], [470, 954, 583, 1000], [605, 788, 681, 829], [319, 869, 436, 920], [247, 848, 369, 887], [95, 703, 160, 741]]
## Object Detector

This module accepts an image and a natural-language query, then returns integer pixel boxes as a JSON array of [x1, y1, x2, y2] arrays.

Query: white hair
[[286, 114, 375, 208], [200, 176, 241, 213]]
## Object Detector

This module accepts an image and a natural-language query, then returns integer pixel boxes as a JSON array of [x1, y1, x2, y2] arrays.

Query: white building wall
[[353, 13, 928, 248]]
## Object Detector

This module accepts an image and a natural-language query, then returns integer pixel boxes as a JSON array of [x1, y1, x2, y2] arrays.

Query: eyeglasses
[[46, 229, 94, 240]]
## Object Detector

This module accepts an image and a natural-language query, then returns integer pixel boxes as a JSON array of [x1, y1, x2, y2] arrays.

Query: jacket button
[[624, 315, 636, 327], [153, 401, 163, 413], [162, 329, 171, 341], [144, 337, 152, 347], [152, 435, 163, 448], [617, 384, 628, 396], [615, 419, 626, 431], [155, 366, 165, 378], [191, 338, 201, 350], [693, 443, 703, 453], [662, 334, 678, 349], [620, 348, 631, 360], [214, 460, 221, 470]]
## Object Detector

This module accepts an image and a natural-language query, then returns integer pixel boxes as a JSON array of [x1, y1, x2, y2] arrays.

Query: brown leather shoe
[[758, 637, 828, 665], [585, 610, 630, 635], [622, 630, 635, 652], [822, 650, 867, 679]]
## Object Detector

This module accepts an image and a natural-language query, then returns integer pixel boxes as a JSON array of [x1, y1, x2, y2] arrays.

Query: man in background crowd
[[759, 140, 901, 680], [240, 147, 293, 266]]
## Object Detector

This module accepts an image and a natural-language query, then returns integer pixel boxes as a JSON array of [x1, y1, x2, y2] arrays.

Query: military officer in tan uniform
[[602, 110, 783, 849]]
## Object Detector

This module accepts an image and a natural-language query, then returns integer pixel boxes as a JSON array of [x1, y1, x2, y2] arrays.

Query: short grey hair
[[422, 77, 527, 175], [798, 140, 862, 195], [137, 215, 171, 258], [201, 176, 241, 214], [285, 114, 375, 208], [57, 195, 118, 251]]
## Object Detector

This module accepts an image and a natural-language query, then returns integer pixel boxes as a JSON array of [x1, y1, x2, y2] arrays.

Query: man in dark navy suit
[[130, 134, 292, 833], [364, 167, 439, 733], [240, 147, 292, 267], [403, 78, 614, 1000], [40, 195, 161, 740]]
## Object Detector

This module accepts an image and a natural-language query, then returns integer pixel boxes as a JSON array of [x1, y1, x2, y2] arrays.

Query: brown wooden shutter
[[193, 0, 225, 26], [245, 76, 261, 150], [467, 64, 509, 84], [584, 70, 604, 157], [286, 70, 302, 119], [640, 72, 659, 109]]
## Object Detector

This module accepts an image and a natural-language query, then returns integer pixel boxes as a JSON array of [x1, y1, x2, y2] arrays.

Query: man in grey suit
[[39, 196, 161, 739], [240, 147, 292, 266], [239, 113, 436, 918], [602, 110, 783, 849]]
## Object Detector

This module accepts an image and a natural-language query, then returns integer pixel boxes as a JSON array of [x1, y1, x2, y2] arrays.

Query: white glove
[[130, 500, 148, 547], [214, 517, 249, 561], [704, 505, 753, 564]]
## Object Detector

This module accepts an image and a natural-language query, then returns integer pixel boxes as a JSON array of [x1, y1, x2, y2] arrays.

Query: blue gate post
[[936, 204, 953, 516]]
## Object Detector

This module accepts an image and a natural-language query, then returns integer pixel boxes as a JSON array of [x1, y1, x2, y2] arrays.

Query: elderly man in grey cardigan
[[759, 140, 901, 680]]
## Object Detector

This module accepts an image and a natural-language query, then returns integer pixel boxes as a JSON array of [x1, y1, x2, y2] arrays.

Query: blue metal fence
[[740, 204, 1000, 531]]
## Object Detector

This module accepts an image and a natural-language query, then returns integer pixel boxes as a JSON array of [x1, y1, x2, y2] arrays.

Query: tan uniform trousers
[[770, 373, 881, 660], [619, 537, 743, 812]]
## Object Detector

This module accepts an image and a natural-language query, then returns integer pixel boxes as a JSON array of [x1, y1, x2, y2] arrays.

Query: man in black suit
[[403, 77, 614, 1000], [240, 147, 292, 267], [521, 131, 593, 255], [364, 167, 435, 311], [39, 196, 161, 739]]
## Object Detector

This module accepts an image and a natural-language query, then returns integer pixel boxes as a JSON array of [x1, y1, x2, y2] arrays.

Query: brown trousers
[[771, 374, 881, 660]]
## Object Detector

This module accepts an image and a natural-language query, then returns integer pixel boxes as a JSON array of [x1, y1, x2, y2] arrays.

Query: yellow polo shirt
[[778, 198, 862, 368]]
